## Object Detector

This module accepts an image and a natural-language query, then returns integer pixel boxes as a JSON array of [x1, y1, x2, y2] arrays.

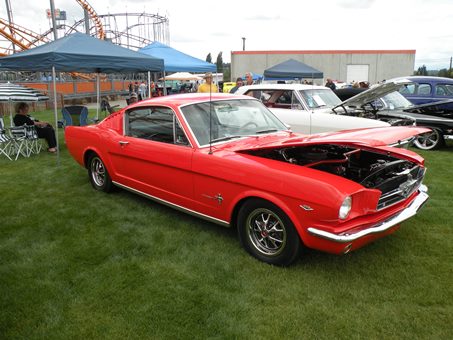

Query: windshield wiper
[[256, 129, 278, 134], [210, 135, 245, 143]]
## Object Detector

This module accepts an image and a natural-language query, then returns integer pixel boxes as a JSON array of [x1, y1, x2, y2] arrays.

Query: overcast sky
[[3, 0, 453, 69]]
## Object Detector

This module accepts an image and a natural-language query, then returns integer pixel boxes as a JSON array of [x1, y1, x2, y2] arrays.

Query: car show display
[[65, 93, 430, 266]]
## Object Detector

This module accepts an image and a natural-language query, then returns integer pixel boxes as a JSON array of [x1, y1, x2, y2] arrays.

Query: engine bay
[[241, 144, 422, 193]]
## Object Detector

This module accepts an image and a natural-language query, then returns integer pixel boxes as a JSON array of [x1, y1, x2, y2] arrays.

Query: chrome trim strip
[[307, 185, 428, 243], [113, 181, 230, 227], [444, 135, 453, 140]]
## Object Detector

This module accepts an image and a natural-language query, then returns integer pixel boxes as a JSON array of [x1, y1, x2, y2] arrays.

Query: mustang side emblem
[[202, 193, 224, 205]]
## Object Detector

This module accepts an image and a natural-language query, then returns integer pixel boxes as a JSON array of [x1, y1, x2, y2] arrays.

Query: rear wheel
[[237, 199, 301, 266], [88, 154, 113, 192], [414, 129, 444, 150]]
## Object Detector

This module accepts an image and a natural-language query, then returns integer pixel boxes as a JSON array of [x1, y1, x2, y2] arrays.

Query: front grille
[[377, 165, 426, 210]]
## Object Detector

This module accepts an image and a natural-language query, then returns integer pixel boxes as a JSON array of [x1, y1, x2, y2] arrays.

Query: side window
[[417, 83, 431, 95], [125, 106, 189, 146], [275, 90, 292, 105], [435, 85, 446, 96], [400, 84, 415, 94]]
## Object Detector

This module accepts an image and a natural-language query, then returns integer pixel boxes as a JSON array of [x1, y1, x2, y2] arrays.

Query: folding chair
[[61, 106, 89, 127], [100, 99, 119, 115], [9, 124, 43, 159], [0, 116, 14, 161], [24, 125, 43, 155], [9, 126, 28, 160]]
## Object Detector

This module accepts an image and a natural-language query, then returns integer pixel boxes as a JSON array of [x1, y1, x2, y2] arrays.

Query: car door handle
[[119, 141, 129, 146]]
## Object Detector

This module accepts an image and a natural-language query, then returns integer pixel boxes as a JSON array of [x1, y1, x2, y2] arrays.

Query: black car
[[333, 80, 453, 150]]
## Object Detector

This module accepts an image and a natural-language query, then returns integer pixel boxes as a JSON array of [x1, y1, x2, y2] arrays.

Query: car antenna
[[209, 86, 213, 155], [309, 72, 314, 135]]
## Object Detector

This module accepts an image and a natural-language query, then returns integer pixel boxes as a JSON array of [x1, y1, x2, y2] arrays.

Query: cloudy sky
[[3, 0, 453, 69]]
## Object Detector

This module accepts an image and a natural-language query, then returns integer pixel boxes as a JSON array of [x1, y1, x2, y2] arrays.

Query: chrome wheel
[[246, 208, 287, 256], [238, 199, 301, 266], [91, 156, 106, 187], [88, 154, 112, 192], [414, 129, 443, 150]]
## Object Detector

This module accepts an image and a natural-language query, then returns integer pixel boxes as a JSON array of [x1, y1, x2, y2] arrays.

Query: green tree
[[206, 53, 212, 63], [415, 65, 428, 76], [216, 52, 223, 73], [438, 68, 449, 77]]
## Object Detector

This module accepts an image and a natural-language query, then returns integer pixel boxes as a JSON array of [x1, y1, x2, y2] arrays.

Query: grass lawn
[[1, 109, 452, 339]]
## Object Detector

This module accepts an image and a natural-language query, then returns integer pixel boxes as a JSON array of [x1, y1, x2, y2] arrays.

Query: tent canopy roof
[[0, 32, 164, 73], [140, 41, 216, 73], [263, 59, 323, 79]]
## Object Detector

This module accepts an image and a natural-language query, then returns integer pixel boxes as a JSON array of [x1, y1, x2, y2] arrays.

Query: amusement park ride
[[0, 0, 169, 58]]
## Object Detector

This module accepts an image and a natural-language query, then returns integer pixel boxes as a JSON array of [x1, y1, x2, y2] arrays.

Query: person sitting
[[13, 102, 57, 153]]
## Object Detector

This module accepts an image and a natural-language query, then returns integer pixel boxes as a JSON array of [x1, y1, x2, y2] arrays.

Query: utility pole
[[242, 37, 246, 51], [448, 57, 453, 77], [49, 0, 58, 40], [5, 0, 15, 52]]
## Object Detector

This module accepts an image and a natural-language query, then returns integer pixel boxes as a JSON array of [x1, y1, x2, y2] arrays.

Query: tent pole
[[96, 73, 100, 121], [52, 66, 60, 165], [148, 71, 151, 98], [163, 70, 167, 96]]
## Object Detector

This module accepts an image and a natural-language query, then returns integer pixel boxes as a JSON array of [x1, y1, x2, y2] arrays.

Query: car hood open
[[333, 79, 412, 110]]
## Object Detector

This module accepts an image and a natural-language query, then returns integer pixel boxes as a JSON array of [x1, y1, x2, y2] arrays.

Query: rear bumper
[[307, 185, 429, 243]]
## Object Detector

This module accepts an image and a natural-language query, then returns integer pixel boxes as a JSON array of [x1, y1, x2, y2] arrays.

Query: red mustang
[[65, 93, 430, 266]]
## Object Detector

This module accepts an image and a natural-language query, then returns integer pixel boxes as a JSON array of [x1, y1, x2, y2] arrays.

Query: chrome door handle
[[119, 141, 129, 146]]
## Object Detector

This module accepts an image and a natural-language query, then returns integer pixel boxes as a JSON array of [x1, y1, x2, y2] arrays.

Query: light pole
[[242, 37, 246, 51]]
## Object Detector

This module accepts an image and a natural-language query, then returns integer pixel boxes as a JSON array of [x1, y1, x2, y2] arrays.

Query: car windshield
[[381, 91, 413, 110], [180, 99, 287, 146], [299, 89, 342, 109]]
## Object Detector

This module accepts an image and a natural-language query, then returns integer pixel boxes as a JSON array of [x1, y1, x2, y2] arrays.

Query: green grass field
[[1, 109, 452, 339]]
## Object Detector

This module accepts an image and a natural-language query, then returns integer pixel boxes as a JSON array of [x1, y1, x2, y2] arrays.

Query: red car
[[65, 93, 430, 266]]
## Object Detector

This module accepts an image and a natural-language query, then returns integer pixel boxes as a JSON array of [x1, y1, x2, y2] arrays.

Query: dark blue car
[[397, 76, 453, 111]]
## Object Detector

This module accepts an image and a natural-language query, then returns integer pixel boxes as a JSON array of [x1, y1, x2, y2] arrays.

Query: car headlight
[[339, 196, 352, 220]]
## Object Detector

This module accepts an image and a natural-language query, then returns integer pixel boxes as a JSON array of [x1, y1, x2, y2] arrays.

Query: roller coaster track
[[75, 0, 105, 40], [0, 18, 50, 56], [0, 1, 104, 56]]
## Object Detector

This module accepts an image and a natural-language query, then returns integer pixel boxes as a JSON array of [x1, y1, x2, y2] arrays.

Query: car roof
[[130, 93, 252, 107], [390, 76, 453, 83]]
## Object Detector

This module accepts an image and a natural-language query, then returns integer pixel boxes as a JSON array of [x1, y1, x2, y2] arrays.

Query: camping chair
[[9, 125, 42, 159], [61, 106, 89, 127], [0, 116, 14, 160], [100, 99, 119, 115]]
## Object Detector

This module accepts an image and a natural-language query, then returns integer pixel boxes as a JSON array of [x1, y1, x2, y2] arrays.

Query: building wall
[[231, 50, 416, 84]]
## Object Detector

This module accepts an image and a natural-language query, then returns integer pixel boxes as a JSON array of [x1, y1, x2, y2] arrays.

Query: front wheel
[[88, 154, 113, 192], [413, 129, 444, 150], [237, 199, 302, 266]]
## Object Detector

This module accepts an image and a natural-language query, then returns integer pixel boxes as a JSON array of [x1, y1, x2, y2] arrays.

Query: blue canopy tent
[[139, 41, 216, 72], [263, 59, 323, 79], [0, 32, 164, 162]]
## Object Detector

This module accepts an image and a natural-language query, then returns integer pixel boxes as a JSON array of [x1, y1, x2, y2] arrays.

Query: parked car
[[335, 79, 453, 150], [395, 76, 453, 112], [235, 84, 390, 135], [222, 82, 236, 93], [65, 93, 429, 266]]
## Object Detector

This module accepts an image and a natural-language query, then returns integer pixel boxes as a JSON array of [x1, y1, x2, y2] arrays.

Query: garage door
[[347, 65, 369, 83]]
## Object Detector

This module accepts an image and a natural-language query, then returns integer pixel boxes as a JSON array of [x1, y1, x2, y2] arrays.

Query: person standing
[[245, 72, 254, 86], [229, 77, 244, 93], [325, 78, 336, 90], [197, 73, 218, 93]]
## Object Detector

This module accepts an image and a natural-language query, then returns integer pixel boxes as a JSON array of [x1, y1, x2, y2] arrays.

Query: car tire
[[237, 199, 302, 266], [88, 154, 113, 192], [413, 129, 444, 150]]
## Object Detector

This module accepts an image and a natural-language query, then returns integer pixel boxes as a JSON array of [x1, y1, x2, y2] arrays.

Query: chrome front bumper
[[307, 185, 429, 243]]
